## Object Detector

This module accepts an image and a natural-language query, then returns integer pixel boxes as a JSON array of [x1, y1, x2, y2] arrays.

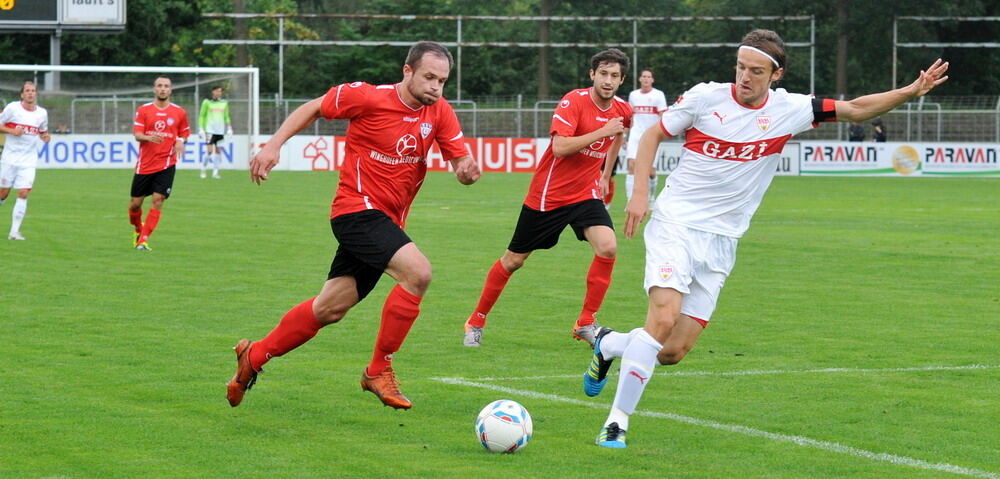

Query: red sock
[[129, 208, 143, 233], [467, 260, 513, 328], [249, 298, 322, 371], [139, 209, 161, 242], [367, 285, 421, 376], [603, 178, 616, 207], [578, 255, 615, 326]]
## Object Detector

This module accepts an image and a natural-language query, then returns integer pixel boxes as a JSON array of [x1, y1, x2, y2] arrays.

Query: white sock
[[606, 329, 661, 429], [598, 327, 644, 359], [0, 198, 5, 206], [649, 175, 659, 202], [625, 174, 634, 202], [213, 153, 221, 173], [11, 197, 27, 234]]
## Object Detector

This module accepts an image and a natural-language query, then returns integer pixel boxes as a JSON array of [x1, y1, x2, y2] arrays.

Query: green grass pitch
[[1, 169, 997, 478]]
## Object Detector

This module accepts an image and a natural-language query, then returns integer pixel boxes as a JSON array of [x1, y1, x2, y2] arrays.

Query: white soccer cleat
[[200, 171, 207, 179], [212, 172, 221, 179], [8, 231, 25, 240], [463, 322, 483, 347]]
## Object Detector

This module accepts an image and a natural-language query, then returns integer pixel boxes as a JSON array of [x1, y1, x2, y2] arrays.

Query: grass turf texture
[[1, 169, 997, 478]]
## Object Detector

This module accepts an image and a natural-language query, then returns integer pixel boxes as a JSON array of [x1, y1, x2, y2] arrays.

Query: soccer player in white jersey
[[625, 70, 668, 203], [581, 29, 949, 448], [0, 81, 50, 240]]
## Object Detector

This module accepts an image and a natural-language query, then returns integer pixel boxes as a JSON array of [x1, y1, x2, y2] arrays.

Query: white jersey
[[655, 82, 818, 238], [628, 88, 668, 135], [0, 101, 48, 166]]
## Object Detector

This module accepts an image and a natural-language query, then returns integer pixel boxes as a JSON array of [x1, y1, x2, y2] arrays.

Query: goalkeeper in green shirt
[[198, 86, 232, 179]]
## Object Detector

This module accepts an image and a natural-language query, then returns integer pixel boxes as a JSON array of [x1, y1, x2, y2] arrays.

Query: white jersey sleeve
[[779, 89, 818, 136], [0, 103, 13, 125], [659, 83, 713, 137]]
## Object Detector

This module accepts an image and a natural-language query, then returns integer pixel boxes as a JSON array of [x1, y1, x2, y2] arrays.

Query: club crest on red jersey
[[420, 122, 432, 139], [756, 115, 771, 132]]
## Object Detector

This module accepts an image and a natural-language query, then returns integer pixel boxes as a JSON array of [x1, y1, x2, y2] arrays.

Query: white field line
[[448, 364, 1000, 382], [433, 377, 998, 479]]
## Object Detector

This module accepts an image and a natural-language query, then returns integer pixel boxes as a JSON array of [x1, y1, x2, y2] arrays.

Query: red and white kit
[[626, 87, 668, 158], [132, 102, 190, 174], [0, 101, 48, 189], [656, 82, 835, 238], [321, 82, 468, 227], [526, 88, 633, 211]]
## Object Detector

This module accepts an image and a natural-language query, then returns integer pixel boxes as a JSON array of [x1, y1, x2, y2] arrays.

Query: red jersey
[[525, 88, 633, 211], [132, 102, 190, 174], [320, 82, 468, 227]]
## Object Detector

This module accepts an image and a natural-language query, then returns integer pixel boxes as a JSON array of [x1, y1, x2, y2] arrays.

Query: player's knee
[[500, 254, 526, 272], [594, 243, 617, 258], [657, 347, 689, 365], [403, 267, 432, 295], [313, 302, 349, 325]]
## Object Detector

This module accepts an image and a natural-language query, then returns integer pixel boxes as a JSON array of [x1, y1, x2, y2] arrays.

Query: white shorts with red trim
[[643, 218, 738, 323], [0, 161, 35, 189]]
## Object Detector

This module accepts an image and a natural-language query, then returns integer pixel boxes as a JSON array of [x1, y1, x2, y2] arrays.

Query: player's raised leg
[[574, 224, 616, 345], [464, 250, 528, 347], [227, 276, 357, 407]]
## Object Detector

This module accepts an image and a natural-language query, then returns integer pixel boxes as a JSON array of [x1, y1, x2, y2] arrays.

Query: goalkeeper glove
[[226, 126, 234, 135]]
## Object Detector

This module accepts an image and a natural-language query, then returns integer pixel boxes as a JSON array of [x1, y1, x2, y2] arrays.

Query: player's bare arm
[[624, 125, 667, 238], [175, 138, 186, 160], [836, 59, 949, 123], [551, 117, 625, 158], [0, 124, 24, 136], [135, 132, 163, 144], [40, 131, 51, 143], [449, 155, 481, 185], [250, 96, 324, 185], [599, 132, 626, 197]]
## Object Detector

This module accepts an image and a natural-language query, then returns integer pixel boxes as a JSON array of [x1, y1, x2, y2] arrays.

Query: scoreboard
[[0, 0, 126, 31]]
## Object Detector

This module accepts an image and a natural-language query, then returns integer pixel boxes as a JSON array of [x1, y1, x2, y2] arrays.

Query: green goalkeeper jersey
[[199, 98, 231, 135]]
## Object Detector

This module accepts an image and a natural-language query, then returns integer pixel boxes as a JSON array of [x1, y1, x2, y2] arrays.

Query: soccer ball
[[475, 399, 533, 453]]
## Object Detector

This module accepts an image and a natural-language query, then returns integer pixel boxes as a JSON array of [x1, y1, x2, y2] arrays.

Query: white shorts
[[625, 134, 642, 161], [643, 219, 738, 322], [0, 162, 36, 189]]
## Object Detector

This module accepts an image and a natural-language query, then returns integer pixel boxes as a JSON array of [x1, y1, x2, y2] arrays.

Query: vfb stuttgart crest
[[420, 122, 432, 139], [756, 115, 771, 132]]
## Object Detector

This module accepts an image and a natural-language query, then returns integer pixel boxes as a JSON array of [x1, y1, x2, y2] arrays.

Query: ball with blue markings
[[474, 399, 533, 453]]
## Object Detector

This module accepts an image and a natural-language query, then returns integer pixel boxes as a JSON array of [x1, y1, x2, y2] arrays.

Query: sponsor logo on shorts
[[659, 264, 673, 280]]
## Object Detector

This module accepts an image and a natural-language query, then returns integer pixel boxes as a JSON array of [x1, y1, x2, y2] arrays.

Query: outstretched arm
[[836, 59, 949, 123], [249, 96, 323, 185]]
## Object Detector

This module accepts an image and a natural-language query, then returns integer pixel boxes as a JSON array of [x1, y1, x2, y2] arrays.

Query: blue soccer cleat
[[582, 327, 615, 397], [596, 422, 627, 448]]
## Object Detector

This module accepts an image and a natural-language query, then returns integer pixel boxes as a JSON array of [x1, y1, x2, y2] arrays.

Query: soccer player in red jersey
[[128, 76, 190, 251], [462, 49, 633, 348], [226, 42, 481, 409]]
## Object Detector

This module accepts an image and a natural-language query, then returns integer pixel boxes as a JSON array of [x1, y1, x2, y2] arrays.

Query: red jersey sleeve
[[132, 107, 146, 135], [177, 110, 190, 138], [320, 82, 372, 120], [620, 101, 634, 129], [434, 101, 469, 161], [549, 93, 582, 138]]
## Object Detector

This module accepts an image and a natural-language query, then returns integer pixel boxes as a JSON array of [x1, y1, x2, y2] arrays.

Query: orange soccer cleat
[[361, 366, 412, 409], [226, 339, 260, 407]]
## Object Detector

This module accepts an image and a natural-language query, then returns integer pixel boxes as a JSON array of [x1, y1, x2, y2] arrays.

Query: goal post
[[0, 64, 260, 170]]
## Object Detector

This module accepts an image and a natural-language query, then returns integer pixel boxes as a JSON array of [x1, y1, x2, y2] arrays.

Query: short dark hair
[[640, 69, 654, 76], [590, 48, 629, 74], [739, 29, 787, 72], [154, 75, 172, 85], [20, 81, 35, 93], [212, 86, 223, 92], [405, 41, 454, 71]]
